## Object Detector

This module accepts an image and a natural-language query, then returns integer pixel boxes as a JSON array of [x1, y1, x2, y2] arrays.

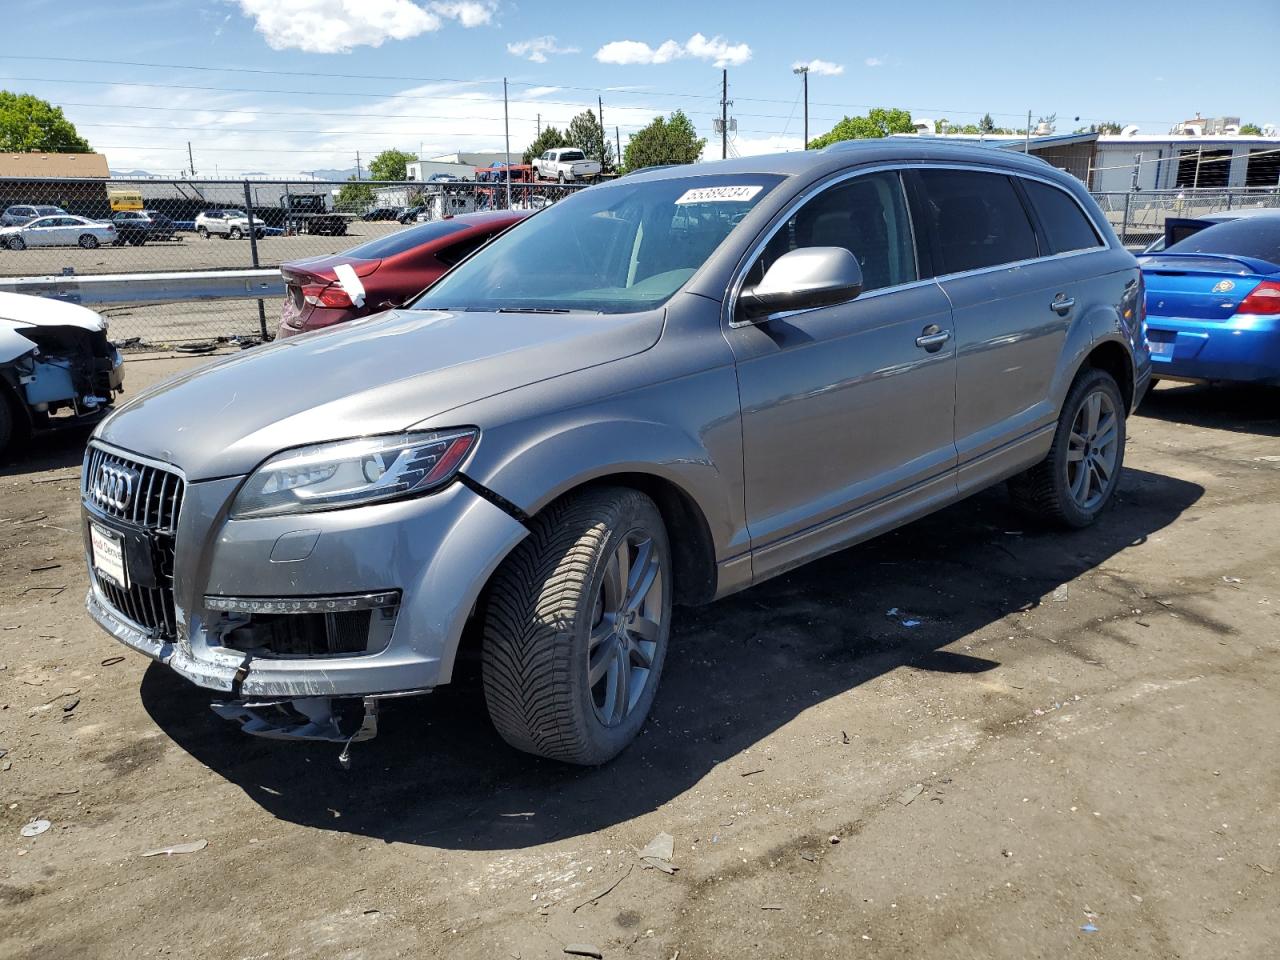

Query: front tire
[[7, 236, 24, 250], [482, 487, 672, 765], [1008, 367, 1126, 528]]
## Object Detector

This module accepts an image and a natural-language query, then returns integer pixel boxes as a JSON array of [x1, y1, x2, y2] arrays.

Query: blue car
[[1141, 216, 1280, 385]]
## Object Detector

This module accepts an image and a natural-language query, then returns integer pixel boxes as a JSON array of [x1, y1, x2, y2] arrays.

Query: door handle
[[1051, 295, 1076, 315], [915, 327, 951, 351]]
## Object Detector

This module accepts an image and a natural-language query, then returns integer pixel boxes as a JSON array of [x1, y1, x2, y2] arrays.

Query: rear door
[[908, 168, 1101, 486]]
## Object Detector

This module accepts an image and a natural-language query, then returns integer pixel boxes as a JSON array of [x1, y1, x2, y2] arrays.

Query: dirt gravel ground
[[1, 356, 1277, 960]]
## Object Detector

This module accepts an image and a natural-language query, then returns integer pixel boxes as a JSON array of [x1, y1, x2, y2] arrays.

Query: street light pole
[[792, 65, 810, 149]]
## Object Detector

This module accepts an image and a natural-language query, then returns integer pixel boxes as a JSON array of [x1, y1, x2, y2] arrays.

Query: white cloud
[[792, 59, 844, 76], [864, 56, 885, 67], [233, 0, 494, 54], [430, 1, 495, 27], [595, 33, 751, 68], [506, 35, 579, 63], [520, 86, 561, 99]]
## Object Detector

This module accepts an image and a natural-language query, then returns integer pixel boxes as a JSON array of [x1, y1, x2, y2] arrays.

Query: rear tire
[[481, 487, 672, 765], [79, 234, 99, 249], [229, 226, 242, 239], [1008, 367, 1126, 528], [0, 390, 13, 458], [196, 226, 208, 239]]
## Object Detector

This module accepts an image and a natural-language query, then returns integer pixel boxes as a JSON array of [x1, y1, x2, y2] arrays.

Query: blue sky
[[8, 0, 1279, 176]]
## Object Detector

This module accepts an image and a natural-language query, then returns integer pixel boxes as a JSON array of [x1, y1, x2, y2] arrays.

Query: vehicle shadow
[[0, 427, 91, 476], [141, 466, 1202, 850], [1138, 382, 1280, 437]]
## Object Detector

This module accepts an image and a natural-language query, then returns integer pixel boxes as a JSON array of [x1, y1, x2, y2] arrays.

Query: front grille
[[84, 444, 185, 639], [83, 445, 184, 534]]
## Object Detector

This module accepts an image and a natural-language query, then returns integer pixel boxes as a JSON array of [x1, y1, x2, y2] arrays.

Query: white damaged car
[[0, 292, 124, 457]]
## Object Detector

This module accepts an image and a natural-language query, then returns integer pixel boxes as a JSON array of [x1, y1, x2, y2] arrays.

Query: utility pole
[[721, 69, 729, 159], [503, 77, 512, 209], [793, 65, 810, 149], [187, 141, 196, 177], [615, 126, 622, 172], [598, 95, 606, 170], [537, 113, 541, 137], [1025, 110, 1031, 153], [355, 151, 362, 180]]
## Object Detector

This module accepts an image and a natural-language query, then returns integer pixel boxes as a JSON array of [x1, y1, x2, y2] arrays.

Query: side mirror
[[738, 246, 864, 322]]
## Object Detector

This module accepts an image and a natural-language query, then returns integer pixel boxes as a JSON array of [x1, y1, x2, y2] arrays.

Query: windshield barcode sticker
[[675, 185, 764, 205]]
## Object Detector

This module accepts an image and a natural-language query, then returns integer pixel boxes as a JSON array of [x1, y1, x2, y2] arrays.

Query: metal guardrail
[[0, 268, 283, 305]]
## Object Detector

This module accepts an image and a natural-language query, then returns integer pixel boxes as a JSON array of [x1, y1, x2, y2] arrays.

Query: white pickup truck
[[534, 148, 602, 183]]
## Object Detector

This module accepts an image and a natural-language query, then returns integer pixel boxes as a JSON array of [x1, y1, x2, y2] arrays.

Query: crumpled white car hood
[[0, 291, 105, 332]]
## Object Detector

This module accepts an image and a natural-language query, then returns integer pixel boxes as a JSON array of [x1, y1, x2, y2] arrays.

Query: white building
[[1091, 134, 1280, 192]]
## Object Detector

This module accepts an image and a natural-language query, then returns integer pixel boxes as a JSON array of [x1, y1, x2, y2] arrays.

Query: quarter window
[[914, 169, 1039, 274], [1022, 179, 1103, 254], [748, 170, 917, 293]]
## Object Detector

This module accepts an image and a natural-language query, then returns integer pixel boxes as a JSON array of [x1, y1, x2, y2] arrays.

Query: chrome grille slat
[[84, 444, 184, 639]]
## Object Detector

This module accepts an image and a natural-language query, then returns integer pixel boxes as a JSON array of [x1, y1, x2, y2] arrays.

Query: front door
[[726, 169, 958, 581]]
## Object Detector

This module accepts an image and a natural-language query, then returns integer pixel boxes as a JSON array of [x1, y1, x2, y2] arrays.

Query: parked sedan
[[0, 215, 116, 250], [1141, 216, 1280, 384], [277, 210, 528, 338], [1, 205, 67, 227], [110, 210, 177, 245]]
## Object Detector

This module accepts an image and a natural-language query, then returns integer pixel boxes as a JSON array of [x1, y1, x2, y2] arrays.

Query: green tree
[[368, 149, 415, 181], [0, 91, 91, 152], [335, 176, 375, 212], [807, 107, 914, 149], [979, 112, 996, 134], [566, 109, 614, 170], [1240, 123, 1263, 135], [622, 110, 706, 172], [523, 126, 568, 165]]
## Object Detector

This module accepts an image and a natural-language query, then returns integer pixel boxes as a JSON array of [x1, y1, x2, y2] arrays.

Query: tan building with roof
[[0, 152, 111, 217]]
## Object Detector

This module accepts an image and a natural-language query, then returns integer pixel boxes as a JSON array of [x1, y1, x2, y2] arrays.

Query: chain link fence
[[1090, 187, 1280, 249], [0, 176, 587, 344], [3, 177, 1279, 346]]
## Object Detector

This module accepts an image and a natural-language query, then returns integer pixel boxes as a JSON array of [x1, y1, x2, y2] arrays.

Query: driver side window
[[746, 170, 917, 293]]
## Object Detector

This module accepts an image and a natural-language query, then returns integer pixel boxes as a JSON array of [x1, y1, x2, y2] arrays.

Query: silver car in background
[[83, 141, 1149, 764], [1, 214, 116, 250]]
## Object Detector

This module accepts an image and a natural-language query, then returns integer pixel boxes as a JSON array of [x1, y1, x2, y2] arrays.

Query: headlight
[[230, 429, 477, 519]]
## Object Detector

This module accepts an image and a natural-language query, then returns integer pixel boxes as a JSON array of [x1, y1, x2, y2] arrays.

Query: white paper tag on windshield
[[675, 185, 763, 205], [332, 262, 367, 308]]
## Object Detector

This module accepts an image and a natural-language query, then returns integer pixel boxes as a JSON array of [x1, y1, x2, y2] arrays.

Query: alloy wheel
[[587, 531, 664, 727], [1065, 389, 1119, 510]]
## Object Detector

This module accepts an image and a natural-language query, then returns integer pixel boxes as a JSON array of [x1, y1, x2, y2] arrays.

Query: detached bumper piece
[[206, 591, 400, 658], [210, 695, 378, 744]]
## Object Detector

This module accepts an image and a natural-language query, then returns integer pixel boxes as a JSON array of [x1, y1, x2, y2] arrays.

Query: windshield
[[416, 173, 784, 314], [1164, 217, 1280, 267], [223, 209, 246, 218]]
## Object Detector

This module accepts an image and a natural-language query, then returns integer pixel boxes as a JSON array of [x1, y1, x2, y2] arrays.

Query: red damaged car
[[277, 210, 529, 338]]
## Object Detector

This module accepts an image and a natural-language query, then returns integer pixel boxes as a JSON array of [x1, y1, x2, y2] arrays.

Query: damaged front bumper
[[85, 473, 528, 738]]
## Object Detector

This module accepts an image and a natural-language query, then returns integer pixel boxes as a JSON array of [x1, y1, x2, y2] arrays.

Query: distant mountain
[[300, 167, 360, 181], [109, 168, 161, 178]]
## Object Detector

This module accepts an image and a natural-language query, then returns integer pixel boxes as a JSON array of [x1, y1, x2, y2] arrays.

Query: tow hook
[[210, 696, 379, 766]]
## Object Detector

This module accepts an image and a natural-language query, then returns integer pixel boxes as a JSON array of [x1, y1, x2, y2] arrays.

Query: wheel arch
[[1078, 337, 1136, 413]]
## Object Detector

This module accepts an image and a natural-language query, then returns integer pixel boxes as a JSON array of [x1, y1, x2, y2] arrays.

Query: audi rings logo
[[92, 464, 139, 511]]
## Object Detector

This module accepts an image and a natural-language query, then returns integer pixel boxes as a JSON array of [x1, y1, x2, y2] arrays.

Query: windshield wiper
[[496, 306, 573, 314]]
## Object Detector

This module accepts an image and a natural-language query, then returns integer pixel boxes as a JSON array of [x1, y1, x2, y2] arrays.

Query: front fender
[[463, 411, 745, 566]]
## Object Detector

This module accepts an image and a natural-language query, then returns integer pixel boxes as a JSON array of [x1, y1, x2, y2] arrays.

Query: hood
[[0, 291, 105, 331], [96, 307, 664, 480]]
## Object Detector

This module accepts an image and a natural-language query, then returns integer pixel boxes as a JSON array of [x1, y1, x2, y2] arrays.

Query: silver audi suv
[[82, 141, 1150, 764]]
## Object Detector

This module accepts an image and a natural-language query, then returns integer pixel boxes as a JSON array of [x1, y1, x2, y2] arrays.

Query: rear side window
[[434, 231, 492, 267], [748, 170, 917, 293], [913, 169, 1039, 274], [1023, 179, 1103, 254]]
